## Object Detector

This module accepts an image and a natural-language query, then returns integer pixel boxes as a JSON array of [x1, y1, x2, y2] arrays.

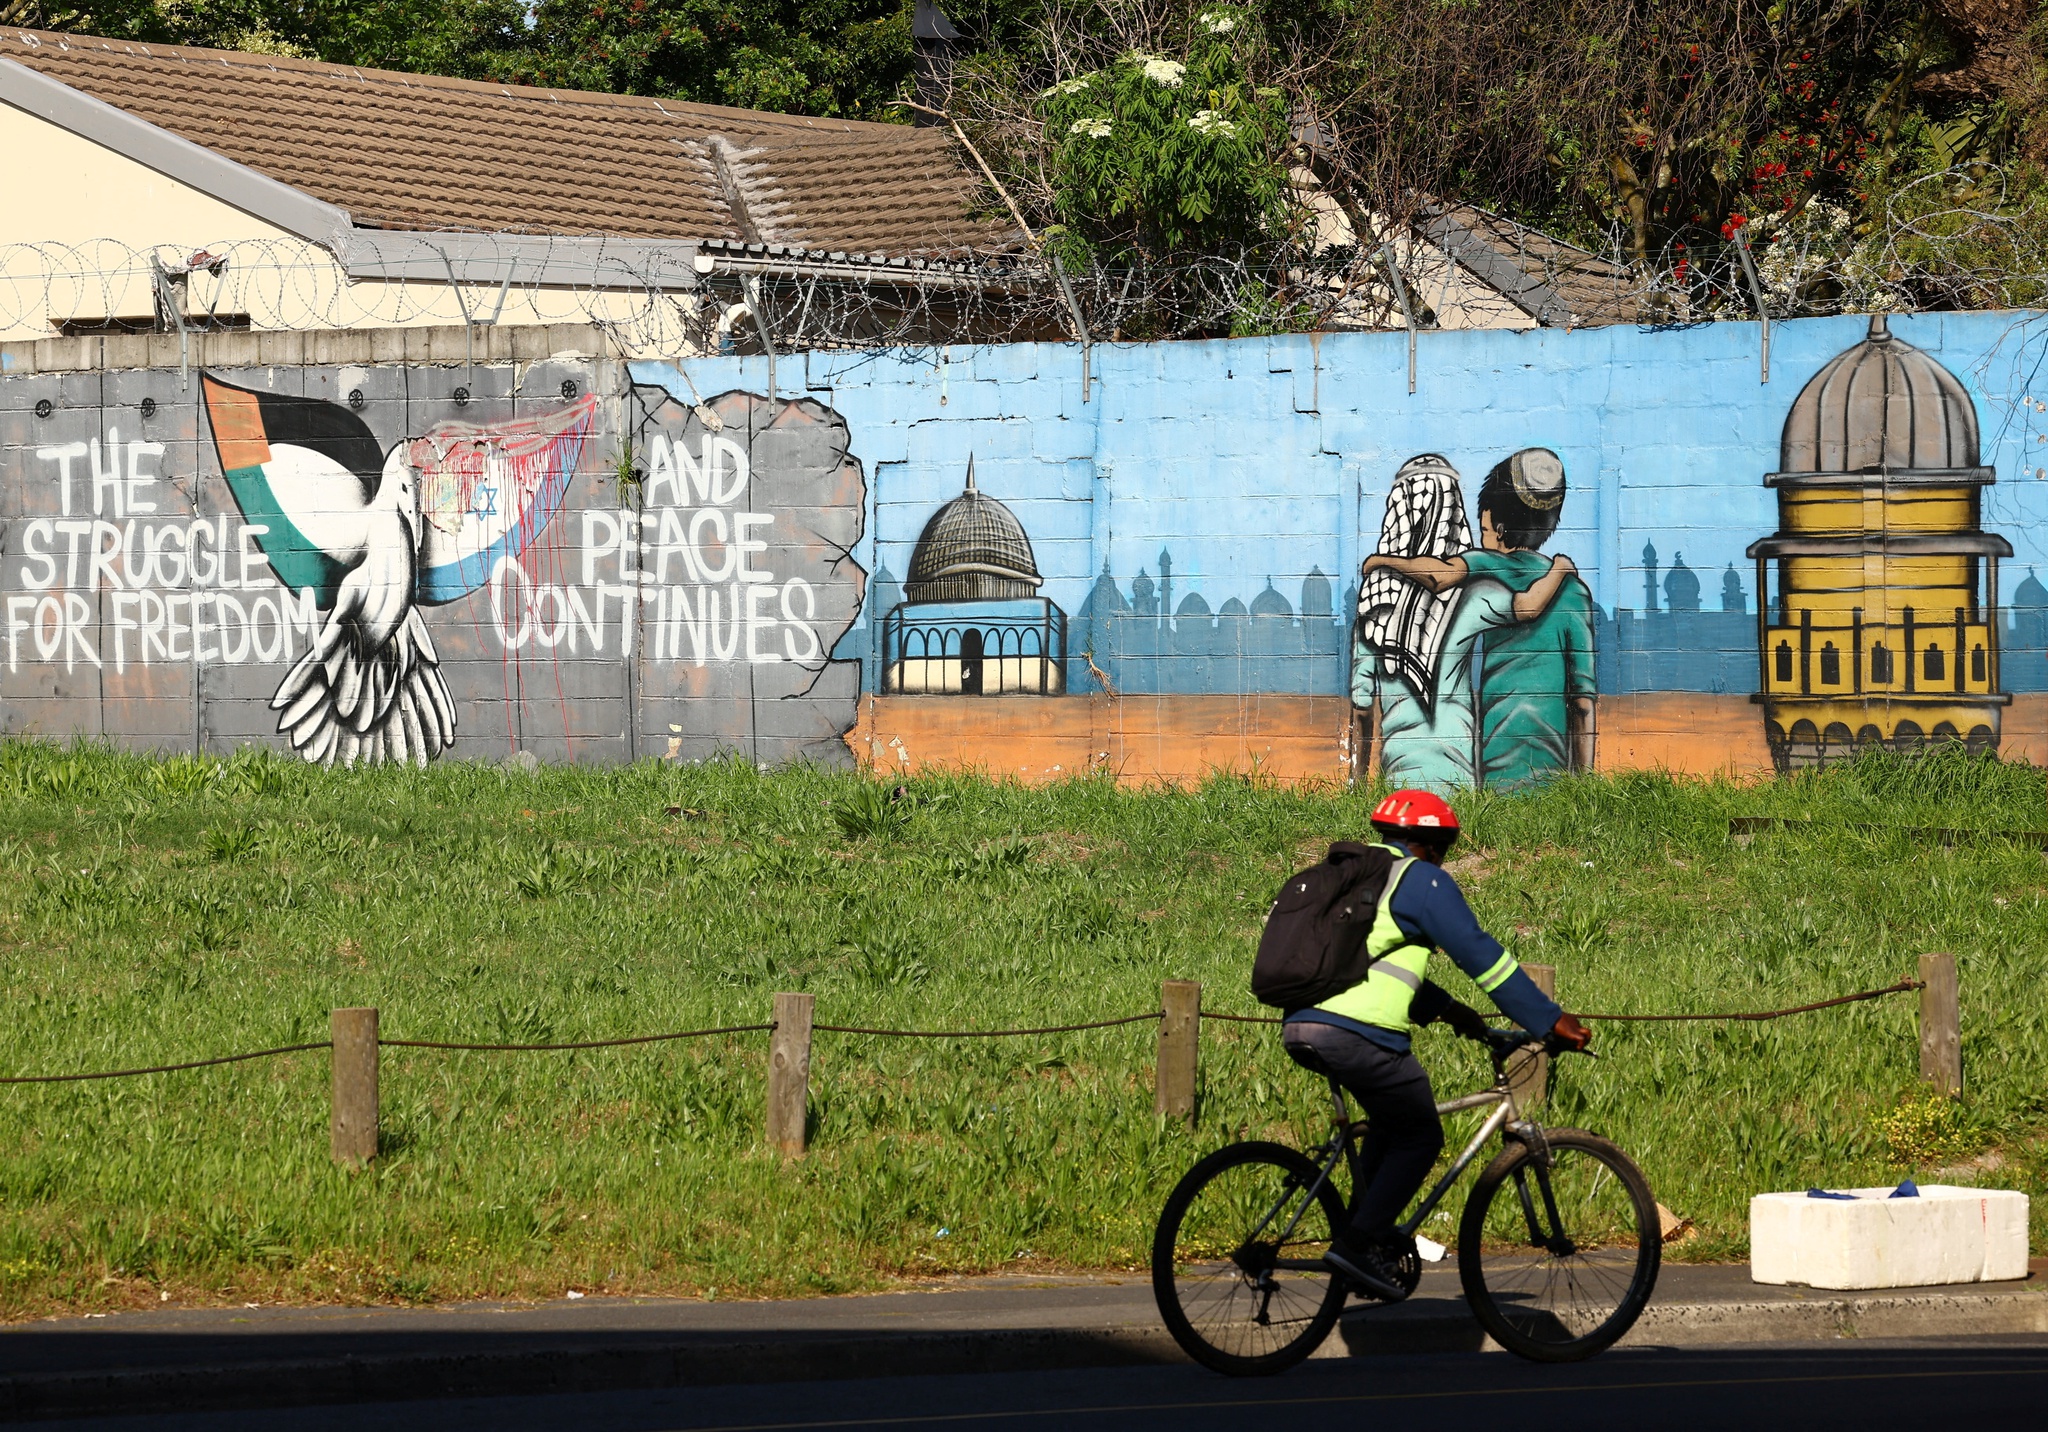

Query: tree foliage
[[955, 0, 2048, 313], [19, 0, 925, 119], [1037, 13, 1292, 264]]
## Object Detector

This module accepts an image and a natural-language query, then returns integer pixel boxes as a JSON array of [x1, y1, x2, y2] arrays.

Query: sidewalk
[[2, 1263, 2042, 1421]]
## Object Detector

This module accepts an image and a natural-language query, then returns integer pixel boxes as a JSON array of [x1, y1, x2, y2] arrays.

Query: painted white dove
[[201, 376, 594, 766]]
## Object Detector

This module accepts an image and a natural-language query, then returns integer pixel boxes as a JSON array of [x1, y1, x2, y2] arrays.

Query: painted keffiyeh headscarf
[[1357, 454, 1472, 712]]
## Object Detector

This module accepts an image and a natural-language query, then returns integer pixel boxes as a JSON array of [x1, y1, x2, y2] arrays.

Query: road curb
[[1623, 1287, 2048, 1346], [3, 1286, 2042, 1421]]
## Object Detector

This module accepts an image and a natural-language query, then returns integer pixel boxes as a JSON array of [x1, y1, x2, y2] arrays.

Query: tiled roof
[[0, 28, 1016, 255], [1421, 201, 1643, 328]]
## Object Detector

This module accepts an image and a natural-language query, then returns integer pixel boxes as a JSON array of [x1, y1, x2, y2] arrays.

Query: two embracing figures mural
[[1353, 450, 1595, 790]]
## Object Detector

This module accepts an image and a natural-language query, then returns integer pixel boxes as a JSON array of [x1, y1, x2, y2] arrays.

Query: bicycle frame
[[1266, 1067, 1539, 1273]]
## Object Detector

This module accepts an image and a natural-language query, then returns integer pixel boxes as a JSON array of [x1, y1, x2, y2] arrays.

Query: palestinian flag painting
[[200, 375, 596, 767]]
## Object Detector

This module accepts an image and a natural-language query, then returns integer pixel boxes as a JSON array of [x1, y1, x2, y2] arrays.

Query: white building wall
[[0, 105, 698, 352]]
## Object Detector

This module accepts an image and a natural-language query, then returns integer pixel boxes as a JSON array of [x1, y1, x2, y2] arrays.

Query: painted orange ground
[[851, 690, 2042, 787], [848, 694, 1354, 787], [1998, 694, 2048, 765], [1594, 692, 1774, 777], [1107, 695, 1354, 787]]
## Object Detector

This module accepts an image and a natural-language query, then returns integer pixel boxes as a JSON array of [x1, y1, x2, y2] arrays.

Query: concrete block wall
[[6, 312, 2048, 785]]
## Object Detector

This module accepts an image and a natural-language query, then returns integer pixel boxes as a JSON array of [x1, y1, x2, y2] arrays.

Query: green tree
[[513, 0, 915, 117], [1038, 16, 1291, 264], [21, 0, 540, 78]]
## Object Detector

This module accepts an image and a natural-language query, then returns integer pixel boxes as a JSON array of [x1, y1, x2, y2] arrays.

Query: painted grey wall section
[[0, 327, 866, 765]]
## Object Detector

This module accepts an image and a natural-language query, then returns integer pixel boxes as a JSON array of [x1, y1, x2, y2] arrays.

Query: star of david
[[470, 484, 499, 519]]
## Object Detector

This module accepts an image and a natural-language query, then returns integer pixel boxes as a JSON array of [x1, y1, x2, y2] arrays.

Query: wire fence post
[[330, 1007, 378, 1166], [1918, 952, 1961, 1096], [1514, 966, 1555, 1110], [1157, 981, 1200, 1125], [768, 992, 814, 1157]]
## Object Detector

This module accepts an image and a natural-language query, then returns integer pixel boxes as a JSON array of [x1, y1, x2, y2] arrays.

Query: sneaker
[[1322, 1235, 1409, 1302]]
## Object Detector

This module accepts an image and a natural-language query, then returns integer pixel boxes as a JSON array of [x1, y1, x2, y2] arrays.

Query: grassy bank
[[0, 741, 2042, 1316]]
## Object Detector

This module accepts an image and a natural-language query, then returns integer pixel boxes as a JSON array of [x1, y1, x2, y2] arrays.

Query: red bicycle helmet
[[1370, 789, 1460, 845]]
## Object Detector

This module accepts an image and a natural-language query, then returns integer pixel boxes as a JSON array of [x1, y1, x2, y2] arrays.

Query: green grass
[[0, 741, 2043, 1316]]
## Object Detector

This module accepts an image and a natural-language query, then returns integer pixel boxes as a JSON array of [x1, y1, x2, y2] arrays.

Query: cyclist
[[1283, 788, 1591, 1300]]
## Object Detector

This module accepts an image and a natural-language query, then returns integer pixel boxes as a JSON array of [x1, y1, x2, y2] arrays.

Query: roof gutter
[[693, 250, 1034, 294], [0, 53, 353, 251], [3, 55, 1026, 297], [335, 231, 703, 291], [0, 57, 709, 293]]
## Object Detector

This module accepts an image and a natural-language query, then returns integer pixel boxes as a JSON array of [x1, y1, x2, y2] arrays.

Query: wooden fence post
[[1512, 965, 1556, 1111], [1919, 952, 1962, 1096], [768, 991, 815, 1157], [1157, 980, 1201, 1125], [330, 1007, 379, 1166]]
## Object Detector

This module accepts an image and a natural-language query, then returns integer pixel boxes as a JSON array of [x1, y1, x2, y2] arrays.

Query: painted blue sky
[[631, 309, 2048, 630]]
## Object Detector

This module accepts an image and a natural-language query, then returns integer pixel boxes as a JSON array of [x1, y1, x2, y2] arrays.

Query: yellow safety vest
[[1311, 846, 1432, 1034]]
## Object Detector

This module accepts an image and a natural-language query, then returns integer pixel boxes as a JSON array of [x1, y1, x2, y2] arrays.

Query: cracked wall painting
[[2, 369, 866, 765]]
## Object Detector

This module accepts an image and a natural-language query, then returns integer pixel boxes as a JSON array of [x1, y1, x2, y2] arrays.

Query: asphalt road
[[27, 1335, 2048, 1432]]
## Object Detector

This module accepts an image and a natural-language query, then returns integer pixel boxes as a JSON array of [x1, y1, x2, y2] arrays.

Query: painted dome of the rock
[[904, 459, 1043, 603], [1778, 315, 1983, 475]]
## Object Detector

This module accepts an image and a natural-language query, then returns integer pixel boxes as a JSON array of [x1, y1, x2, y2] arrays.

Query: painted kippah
[[1508, 447, 1566, 510]]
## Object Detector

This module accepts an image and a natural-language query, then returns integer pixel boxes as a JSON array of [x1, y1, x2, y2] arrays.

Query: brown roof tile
[[1421, 200, 1642, 328], [1, 28, 1015, 254]]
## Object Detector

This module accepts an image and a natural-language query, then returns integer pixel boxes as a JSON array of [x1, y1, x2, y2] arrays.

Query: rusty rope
[[1204, 979, 1926, 1028], [1573, 979, 1924, 1023], [814, 1012, 1162, 1037], [0, 1041, 329, 1084], [381, 1023, 774, 1051], [0, 980, 1928, 1082]]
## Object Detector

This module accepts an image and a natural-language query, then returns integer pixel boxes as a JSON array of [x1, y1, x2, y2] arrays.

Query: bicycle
[[1151, 1027, 1660, 1373]]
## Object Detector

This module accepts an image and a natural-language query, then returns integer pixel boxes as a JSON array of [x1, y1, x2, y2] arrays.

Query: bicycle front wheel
[[1151, 1140, 1347, 1376], [1457, 1127, 1660, 1363]]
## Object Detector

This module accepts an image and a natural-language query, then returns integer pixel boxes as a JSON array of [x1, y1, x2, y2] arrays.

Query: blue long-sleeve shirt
[[1286, 838, 1562, 1053]]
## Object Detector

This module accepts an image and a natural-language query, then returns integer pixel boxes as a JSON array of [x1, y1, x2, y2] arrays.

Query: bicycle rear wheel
[[1151, 1140, 1347, 1376], [1457, 1127, 1660, 1363]]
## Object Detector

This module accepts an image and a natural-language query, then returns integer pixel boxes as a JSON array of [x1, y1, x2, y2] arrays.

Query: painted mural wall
[[0, 349, 864, 767], [8, 310, 2048, 787]]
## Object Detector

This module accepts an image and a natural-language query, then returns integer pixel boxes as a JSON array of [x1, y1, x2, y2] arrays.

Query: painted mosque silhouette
[[845, 412, 2048, 706]]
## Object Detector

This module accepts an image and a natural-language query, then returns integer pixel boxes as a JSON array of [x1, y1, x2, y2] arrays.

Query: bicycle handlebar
[[1476, 1027, 1596, 1060]]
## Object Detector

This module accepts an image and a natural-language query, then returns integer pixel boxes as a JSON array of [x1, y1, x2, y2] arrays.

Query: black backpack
[[1250, 841, 1401, 1010]]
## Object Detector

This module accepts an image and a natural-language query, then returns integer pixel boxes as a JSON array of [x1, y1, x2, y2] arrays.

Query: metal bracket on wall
[[435, 245, 478, 389], [1733, 230, 1770, 384], [149, 257, 191, 390], [1051, 254, 1092, 403], [741, 275, 778, 398], [1375, 247, 1418, 394]]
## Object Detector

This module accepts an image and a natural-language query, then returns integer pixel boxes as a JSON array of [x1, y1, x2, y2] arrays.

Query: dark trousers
[[1283, 1020, 1445, 1244]]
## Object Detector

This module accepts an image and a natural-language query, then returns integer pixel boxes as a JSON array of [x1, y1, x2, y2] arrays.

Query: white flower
[[1200, 10, 1238, 31], [1070, 116, 1113, 139], [1041, 76, 1093, 98], [1188, 109, 1237, 137], [1140, 57, 1186, 87]]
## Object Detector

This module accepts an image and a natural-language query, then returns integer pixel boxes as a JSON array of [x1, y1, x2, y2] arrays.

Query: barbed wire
[[1, 171, 2043, 365]]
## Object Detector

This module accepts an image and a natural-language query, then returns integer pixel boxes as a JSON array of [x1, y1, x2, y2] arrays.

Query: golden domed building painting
[[1749, 316, 2011, 770]]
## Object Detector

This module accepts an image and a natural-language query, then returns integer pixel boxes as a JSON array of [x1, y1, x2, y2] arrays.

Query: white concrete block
[[1750, 1186, 2030, 1290]]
